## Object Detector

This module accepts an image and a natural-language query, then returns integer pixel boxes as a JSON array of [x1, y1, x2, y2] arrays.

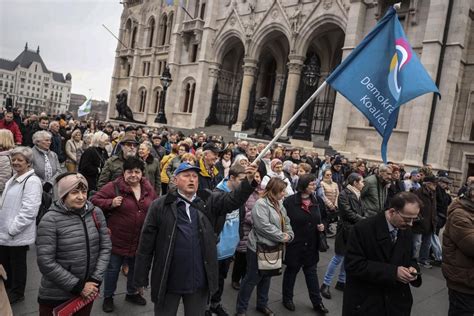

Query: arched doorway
[[244, 30, 289, 129], [206, 37, 244, 127], [292, 24, 344, 140]]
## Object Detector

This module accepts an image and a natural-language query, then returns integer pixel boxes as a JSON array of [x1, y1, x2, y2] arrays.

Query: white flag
[[77, 98, 92, 117]]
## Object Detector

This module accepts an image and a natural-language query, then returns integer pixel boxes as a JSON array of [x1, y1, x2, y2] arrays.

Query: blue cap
[[174, 162, 201, 176]]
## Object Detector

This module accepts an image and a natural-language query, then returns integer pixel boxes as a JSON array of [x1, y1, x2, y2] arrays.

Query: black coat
[[134, 178, 256, 307], [283, 193, 321, 267], [412, 186, 437, 234], [343, 212, 421, 316], [78, 146, 109, 192], [335, 188, 366, 255], [435, 186, 452, 231]]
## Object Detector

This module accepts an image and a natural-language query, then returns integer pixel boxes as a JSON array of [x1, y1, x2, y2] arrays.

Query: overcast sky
[[0, 0, 123, 101]]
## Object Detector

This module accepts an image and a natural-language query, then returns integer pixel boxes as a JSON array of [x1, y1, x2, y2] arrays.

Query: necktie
[[390, 229, 398, 244], [44, 153, 53, 182]]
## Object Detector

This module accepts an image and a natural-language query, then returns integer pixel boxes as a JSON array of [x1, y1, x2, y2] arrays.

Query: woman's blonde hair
[[0, 129, 14, 150], [71, 129, 82, 139], [262, 177, 287, 207], [181, 153, 196, 164]]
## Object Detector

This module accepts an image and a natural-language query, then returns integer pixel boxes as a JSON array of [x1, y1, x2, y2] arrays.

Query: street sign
[[234, 132, 248, 139]]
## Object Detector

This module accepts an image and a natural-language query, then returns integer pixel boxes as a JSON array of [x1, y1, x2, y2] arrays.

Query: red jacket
[[0, 119, 22, 144], [91, 176, 157, 257]]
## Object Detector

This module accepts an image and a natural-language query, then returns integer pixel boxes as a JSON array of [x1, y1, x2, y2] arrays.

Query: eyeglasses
[[396, 211, 420, 223]]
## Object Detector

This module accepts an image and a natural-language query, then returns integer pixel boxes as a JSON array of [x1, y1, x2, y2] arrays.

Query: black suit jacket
[[342, 212, 421, 316]]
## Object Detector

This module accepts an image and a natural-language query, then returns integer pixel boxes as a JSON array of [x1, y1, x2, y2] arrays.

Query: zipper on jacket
[[157, 217, 177, 301], [79, 214, 91, 283]]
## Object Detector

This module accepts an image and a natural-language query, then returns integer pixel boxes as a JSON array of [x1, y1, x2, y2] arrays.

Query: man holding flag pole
[[248, 3, 438, 316]]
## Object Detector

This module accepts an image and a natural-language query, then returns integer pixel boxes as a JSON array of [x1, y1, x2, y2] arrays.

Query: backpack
[[18, 174, 53, 226], [216, 209, 240, 260]]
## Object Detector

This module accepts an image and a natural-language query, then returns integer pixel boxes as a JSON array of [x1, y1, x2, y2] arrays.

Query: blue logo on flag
[[326, 7, 440, 162]]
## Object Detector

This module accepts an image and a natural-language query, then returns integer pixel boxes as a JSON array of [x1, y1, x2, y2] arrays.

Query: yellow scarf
[[199, 158, 219, 178]]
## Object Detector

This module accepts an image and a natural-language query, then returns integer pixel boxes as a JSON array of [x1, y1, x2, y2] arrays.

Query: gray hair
[[379, 164, 392, 173], [32, 130, 52, 145], [91, 131, 109, 147], [140, 140, 152, 151], [10, 146, 33, 164]]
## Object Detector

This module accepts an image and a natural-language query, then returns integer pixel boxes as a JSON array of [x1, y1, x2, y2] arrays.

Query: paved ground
[[12, 238, 449, 316]]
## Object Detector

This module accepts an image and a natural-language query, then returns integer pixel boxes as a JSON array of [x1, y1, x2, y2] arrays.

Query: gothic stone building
[[108, 0, 474, 185]]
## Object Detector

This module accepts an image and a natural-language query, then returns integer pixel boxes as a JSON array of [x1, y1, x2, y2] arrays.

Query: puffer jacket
[[91, 176, 157, 257], [36, 201, 111, 305], [247, 197, 294, 253], [442, 197, 474, 295]]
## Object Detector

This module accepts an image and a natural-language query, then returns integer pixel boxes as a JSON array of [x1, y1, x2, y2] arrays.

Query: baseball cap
[[174, 162, 201, 176]]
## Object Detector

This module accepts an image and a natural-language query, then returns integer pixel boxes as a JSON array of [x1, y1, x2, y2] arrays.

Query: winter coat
[[318, 180, 339, 210], [435, 186, 452, 230], [335, 187, 366, 255], [361, 174, 388, 217], [50, 131, 65, 163], [0, 150, 13, 195], [160, 153, 175, 184], [236, 189, 261, 253], [32, 146, 62, 184], [91, 176, 157, 257], [283, 193, 321, 267], [261, 171, 294, 196], [442, 197, 474, 295], [247, 197, 294, 253], [36, 201, 111, 305], [0, 119, 22, 144], [134, 178, 257, 306], [166, 155, 182, 180], [150, 144, 166, 161], [0, 169, 42, 246], [413, 186, 437, 234], [143, 155, 161, 195], [97, 152, 127, 189], [78, 146, 108, 192], [198, 158, 223, 191], [65, 139, 83, 164], [343, 212, 421, 316]]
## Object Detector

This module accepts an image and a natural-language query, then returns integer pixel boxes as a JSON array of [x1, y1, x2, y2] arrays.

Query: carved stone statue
[[252, 97, 274, 139], [115, 91, 134, 121]]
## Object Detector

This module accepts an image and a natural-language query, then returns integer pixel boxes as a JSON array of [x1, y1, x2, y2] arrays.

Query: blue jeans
[[323, 254, 346, 286], [413, 233, 432, 262], [431, 234, 442, 261], [103, 253, 137, 298], [236, 249, 272, 313]]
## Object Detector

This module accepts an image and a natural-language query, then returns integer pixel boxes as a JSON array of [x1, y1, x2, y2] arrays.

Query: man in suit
[[342, 192, 422, 316]]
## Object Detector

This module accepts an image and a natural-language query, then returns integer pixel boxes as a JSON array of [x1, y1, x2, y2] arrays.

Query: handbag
[[318, 231, 329, 252], [53, 292, 98, 316], [256, 202, 285, 276]]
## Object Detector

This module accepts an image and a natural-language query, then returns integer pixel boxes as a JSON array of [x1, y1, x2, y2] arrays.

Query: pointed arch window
[[154, 89, 162, 113], [160, 15, 168, 46], [148, 18, 155, 47], [131, 26, 138, 49], [139, 89, 147, 112], [182, 81, 196, 113]]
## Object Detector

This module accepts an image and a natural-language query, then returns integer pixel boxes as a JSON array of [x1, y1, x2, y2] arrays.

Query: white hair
[[91, 131, 109, 147], [32, 130, 52, 145], [11, 146, 34, 163]]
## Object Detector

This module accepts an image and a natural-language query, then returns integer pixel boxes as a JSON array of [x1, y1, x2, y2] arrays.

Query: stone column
[[277, 55, 304, 136], [425, 0, 470, 169], [403, 0, 449, 165], [328, 0, 367, 150], [232, 58, 257, 131]]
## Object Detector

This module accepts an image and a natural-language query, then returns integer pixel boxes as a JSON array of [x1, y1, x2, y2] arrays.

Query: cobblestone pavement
[[13, 238, 448, 316]]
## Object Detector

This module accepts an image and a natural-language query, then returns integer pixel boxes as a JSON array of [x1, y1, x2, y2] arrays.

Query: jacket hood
[[50, 199, 95, 215], [0, 150, 12, 156], [448, 197, 474, 215], [216, 178, 231, 192]]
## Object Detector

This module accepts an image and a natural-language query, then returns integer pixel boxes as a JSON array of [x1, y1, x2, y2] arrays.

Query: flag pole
[[255, 81, 328, 162]]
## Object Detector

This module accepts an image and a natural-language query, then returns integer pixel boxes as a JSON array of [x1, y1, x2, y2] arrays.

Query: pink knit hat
[[271, 158, 282, 170]]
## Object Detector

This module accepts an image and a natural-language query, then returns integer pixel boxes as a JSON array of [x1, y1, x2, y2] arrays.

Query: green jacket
[[361, 174, 387, 217], [144, 155, 161, 195], [97, 153, 125, 189]]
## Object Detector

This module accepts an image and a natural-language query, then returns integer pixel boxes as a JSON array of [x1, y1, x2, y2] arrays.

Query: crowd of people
[[0, 107, 473, 316]]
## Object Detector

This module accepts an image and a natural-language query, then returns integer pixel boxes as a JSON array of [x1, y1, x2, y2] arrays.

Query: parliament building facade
[[107, 0, 474, 186]]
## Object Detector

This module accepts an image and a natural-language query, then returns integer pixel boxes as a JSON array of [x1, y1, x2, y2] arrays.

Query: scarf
[[346, 184, 361, 200]]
